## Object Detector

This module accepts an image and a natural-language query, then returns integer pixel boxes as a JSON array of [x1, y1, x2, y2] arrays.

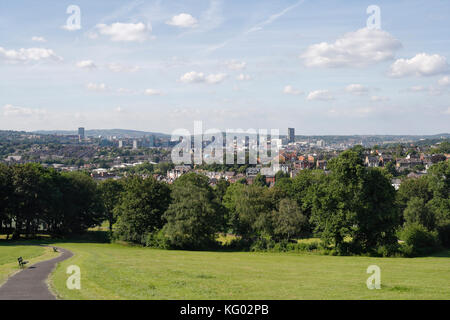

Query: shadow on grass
[[0, 231, 111, 247]]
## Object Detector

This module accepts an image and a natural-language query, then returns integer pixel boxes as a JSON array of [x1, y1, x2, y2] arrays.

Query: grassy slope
[[0, 244, 59, 285], [49, 242, 450, 300]]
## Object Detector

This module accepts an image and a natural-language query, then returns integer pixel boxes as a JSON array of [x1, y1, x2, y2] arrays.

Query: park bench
[[53, 247, 58, 252], [17, 257, 28, 268]]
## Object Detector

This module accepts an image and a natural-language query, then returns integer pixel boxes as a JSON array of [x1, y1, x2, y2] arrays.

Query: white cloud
[[236, 74, 251, 81], [96, 22, 151, 42], [107, 63, 140, 73], [0, 47, 62, 63], [76, 60, 97, 70], [31, 36, 46, 43], [144, 89, 162, 96], [300, 28, 402, 68], [86, 83, 107, 92], [389, 53, 449, 77], [283, 85, 303, 95], [206, 73, 227, 84], [307, 90, 334, 101], [226, 60, 246, 70], [2, 104, 46, 117], [345, 84, 369, 95], [179, 71, 227, 84], [61, 24, 81, 31], [166, 13, 198, 28], [179, 71, 205, 83], [438, 76, 450, 86]]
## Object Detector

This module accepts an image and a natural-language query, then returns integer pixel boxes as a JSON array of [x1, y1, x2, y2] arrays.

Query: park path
[[0, 246, 73, 300]]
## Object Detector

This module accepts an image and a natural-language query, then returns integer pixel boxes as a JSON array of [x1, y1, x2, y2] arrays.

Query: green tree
[[114, 176, 171, 243], [271, 198, 307, 241], [253, 173, 267, 187], [230, 185, 274, 240], [163, 173, 225, 249], [0, 164, 12, 237], [311, 151, 400, 254], [99, 179, 124, 233], [403, 197, 436, 230]]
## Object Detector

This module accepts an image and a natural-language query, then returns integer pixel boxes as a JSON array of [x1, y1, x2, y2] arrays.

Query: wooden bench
[[17, 257, 28, 268], [53, 247, 58, 252]]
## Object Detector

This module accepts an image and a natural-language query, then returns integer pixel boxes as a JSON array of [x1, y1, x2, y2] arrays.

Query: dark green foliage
[[398, 223, 441, 257], [114, 176, 171, 243], [162, 173, 226, 249], [0, 163, 104, 238], [98, 179, 124, 232], [227, 184, 274, 240], [310, 151, 399, 255], [271, 198, 307, 241]]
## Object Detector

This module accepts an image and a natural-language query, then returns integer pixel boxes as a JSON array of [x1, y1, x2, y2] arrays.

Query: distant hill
[[34, 129, 170, 138]]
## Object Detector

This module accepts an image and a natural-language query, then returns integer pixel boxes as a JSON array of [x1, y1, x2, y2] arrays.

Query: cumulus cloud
[[31, 36, 46, 43], [226, 60, 246, 70], [205, 73, 227, 84], [76, 60, 97, 70], [0, 47, 62, 63], [144, 89, 162, 96], [300, 28, 402, 68], [345, 84, 369, 95], [166, 13, 198, 28], [307, 90, 334, 101], [389, 53, 449, 77], [96, 22, 151, 42], [236, 74, 251, 81], [2, 104, 46, 117], [283, 85, 303, 95], [438, 76, 450, 86], [86, 83, 107, 92], [179, 71, 227, 84]]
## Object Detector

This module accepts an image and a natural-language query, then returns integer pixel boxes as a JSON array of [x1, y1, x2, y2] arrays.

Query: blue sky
[[0, 0, 449, 135]]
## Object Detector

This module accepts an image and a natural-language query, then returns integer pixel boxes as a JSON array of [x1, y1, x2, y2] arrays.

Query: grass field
[[0, 243, 59, 285], [46, 242, 450, 300]]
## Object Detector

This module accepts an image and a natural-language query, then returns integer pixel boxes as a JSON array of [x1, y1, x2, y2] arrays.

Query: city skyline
[[1, 0, 450, 134]]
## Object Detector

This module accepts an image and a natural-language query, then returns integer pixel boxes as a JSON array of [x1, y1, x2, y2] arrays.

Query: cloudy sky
[[0, 0, 449, 135]]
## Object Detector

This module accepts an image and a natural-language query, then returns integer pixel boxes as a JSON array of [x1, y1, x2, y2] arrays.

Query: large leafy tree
[[163, 173, 226, 249], [310, 151, 400, 254], [229, 184, 274, 240], [0, 164, 12, 237], [271, 198, 307, 241], [58, 171, 104, 234], [99, 179, 124, 233], [114, 176, 171, 243]]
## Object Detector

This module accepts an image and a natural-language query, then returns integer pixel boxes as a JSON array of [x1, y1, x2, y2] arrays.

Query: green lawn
[[48, 242, 450, 300], [0, 243, 59, 285]]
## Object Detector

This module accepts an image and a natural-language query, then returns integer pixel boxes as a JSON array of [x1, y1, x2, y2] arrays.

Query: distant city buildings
[[288, 128, 295, 143], [78, 127, 85, 141]]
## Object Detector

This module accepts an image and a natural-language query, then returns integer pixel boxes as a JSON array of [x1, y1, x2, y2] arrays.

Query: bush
[[436, 221, 450, 248], [144, 230, 170, 249], [398, 223, 440, 257]]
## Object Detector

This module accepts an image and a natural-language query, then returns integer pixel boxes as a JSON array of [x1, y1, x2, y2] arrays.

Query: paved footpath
[[0, 246, 73, 300]]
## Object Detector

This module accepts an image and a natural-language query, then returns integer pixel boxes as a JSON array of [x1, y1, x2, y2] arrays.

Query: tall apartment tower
[[288, 128, 295, 143], [133, 140, 138, 149], [78, 127, 85, 141]]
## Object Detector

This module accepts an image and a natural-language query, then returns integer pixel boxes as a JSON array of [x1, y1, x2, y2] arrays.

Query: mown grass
[[0, 243, 59, 285], [48, 242, 450, 300]]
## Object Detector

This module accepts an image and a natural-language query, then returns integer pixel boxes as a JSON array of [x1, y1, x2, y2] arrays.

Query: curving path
[[0, 246, 73, 300]]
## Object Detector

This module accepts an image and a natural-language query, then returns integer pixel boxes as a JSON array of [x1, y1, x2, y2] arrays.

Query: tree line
[[1, 151, 448, 256]]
